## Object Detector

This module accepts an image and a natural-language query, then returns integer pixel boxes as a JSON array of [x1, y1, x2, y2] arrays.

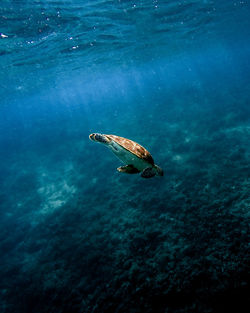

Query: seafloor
[[0, 78, 249, 313]]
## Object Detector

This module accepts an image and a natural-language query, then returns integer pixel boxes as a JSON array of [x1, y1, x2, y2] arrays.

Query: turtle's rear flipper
[[117, 165, 140, 174], [141, 167, 156, 178]]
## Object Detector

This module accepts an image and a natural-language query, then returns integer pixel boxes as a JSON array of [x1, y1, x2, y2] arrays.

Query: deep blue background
[[0, 1, 249, 312]]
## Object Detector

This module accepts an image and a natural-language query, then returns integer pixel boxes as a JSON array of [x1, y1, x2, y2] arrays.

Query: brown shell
[[106, 134, 154, 165]]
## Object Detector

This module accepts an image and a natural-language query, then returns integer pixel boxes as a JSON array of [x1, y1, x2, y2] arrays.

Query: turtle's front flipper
[[141, 167, 156, 178], [117, 165, 140, 174]]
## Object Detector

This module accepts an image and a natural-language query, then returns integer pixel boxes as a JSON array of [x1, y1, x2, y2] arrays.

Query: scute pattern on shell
[[106, 135, 154, 165]]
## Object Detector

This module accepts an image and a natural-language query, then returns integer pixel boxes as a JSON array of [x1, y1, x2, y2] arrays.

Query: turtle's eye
[[95, 134, 107, 144]]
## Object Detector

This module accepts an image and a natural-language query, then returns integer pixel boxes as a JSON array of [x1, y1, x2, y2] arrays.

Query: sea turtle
[[89, 133, 163, 178]]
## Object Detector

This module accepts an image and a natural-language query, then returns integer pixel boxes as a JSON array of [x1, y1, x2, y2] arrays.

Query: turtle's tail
[[154, 164, 164, 176]]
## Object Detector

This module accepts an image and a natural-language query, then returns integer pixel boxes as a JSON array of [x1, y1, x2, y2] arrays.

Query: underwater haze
[[0, 1, 250, 312]]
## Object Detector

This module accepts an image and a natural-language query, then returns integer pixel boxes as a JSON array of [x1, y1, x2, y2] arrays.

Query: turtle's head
[[89, 133, 111, 145]]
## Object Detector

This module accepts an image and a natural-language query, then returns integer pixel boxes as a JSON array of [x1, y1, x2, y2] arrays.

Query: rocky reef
[[0, 88, 249, 313]]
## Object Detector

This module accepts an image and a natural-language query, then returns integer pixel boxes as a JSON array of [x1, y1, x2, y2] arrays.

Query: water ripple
[[0, 0, 249, 95]]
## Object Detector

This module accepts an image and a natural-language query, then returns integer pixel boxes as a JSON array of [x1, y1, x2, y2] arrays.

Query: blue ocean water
[[0, 1, 250, 312]]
